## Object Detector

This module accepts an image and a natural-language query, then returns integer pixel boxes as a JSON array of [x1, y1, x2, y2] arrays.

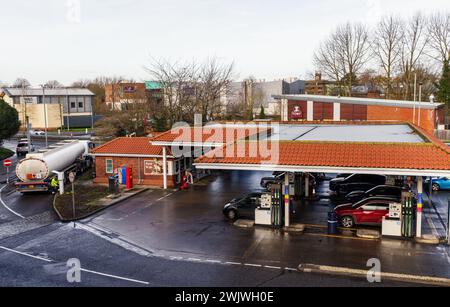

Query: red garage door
[[313, 102, 334, 120], [341, 104, 368, 120]]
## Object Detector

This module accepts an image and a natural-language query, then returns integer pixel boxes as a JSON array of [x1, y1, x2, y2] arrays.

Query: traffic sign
[[3, 159, 12, 167], [69, 172, 76, 183]]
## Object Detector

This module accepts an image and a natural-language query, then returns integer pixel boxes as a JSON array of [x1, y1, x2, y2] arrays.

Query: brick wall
[[367, 105, 436, 133], [94, 156, 177, 188]]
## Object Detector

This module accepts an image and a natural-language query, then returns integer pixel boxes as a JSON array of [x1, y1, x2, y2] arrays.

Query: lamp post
[[413, 72, 417, 124], [40, 85, 48, 148], [418, 82, 423, 127]]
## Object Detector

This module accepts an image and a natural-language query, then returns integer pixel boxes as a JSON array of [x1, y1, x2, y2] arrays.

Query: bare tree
[[44, 80, 64, 88], [428, 12, 450, 64], [373, 16, 403, 98], [196, 58, 234, 121], [314, 23, 371, 96], [12, 78, 31, 88], [145, 57, 234, 124], [400, 13, 429, 100], [334, 23, 372, 96], [313, 37, 344, 95]]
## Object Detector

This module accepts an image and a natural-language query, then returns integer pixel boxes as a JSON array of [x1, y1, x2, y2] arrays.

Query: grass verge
[[54, 184, 110, 221], [0, 147, 14, 160]]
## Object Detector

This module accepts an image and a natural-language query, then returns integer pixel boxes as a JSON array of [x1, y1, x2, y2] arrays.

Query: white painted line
[[284, 267, 298, 271], [225, 261, 242, 266], [264, 265, 282, 270], [156, 192, 174, 202], [205, 259, 222, 264], [187, 258, 202, 262], [80, 268, 150, 285], [0, 185, 25, 219], [0, 245, 52, 263], [244, 263, 262, 268]]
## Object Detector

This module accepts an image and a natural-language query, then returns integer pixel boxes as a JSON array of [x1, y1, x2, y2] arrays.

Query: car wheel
[[226, 209, 237, 221], [340, 216, 355, 228], [432, 183, 440, 191]]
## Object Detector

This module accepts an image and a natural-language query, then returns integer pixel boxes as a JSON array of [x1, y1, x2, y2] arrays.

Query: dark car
[[223, 192, 262, 220], [344, 185, 403, 204], [329, 174, 386, 193], [334, 197, 399, 228], [260, 173, 284, 189]]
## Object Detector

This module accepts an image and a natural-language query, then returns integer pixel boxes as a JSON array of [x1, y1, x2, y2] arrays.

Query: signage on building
[[123, 86, 137, 93], [19, 97, 38, 104], [291, 105, 303, 119], [144, 159, 163, 175]]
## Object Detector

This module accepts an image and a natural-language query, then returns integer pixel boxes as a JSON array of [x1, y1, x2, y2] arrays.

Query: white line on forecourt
[[0, 185, 25, 219], [0, 245, 149, 285]]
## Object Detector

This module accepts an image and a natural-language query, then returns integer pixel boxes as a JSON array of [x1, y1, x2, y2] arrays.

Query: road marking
[[0, 244, 150, 285], [225, 261, 242, 266], [80, 268, 150, 285], [205, 259, 222, 264], [156, 192, 174, 202], [187, 258, 202, 262], [264, 265, 282, 270], [244, 263, 262, 268], [304, 232, 377, 241], [298, 263, 450, 286], [284, 267, 298, 272], [0, 185, 25, 219], [0, 245, 52, 262]]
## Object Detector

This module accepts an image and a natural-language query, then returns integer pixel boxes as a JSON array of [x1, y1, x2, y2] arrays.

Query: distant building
[[104, 81, 164, 111], [222, 78, 305, 117], [0, 87, 95, 129], [304, 73, 336, 95]]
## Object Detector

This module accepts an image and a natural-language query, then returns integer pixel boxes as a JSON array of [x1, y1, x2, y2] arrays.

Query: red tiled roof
[[91, 137, 169, 156], [195, 141, 450, 171], [151, 126, 271, 144]]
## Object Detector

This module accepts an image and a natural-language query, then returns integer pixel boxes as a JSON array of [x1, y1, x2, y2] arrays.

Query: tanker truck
[[15, 140, 93, 193]]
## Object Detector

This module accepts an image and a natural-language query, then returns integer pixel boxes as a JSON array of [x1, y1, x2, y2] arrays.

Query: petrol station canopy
[[189, 121, 450, 177]]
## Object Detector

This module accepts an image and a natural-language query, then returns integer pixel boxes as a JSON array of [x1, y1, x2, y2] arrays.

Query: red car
[[334, 197, 398, 228]]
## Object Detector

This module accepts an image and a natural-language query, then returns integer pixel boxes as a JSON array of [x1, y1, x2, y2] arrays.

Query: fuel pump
[[269, 183, 284, 228], [401, 191, 416, 238]]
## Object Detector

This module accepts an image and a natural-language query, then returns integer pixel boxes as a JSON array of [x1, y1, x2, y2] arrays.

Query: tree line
[[313, 12, 450, 104]]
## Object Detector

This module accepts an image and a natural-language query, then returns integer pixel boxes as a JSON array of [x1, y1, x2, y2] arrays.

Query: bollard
[[328, 211, 338, 234]]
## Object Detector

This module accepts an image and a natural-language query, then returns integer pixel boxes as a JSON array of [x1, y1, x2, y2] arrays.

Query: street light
[[40, 84, 48, 148], [418, 82, 423, 127]]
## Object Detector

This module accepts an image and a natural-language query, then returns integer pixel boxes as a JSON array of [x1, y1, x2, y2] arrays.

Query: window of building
[[78, 101, 84, 109], [106, 159, 113, 174], [70, 102, 76, 109]]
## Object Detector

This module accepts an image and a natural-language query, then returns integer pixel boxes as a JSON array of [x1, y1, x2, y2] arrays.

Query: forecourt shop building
[[151, 121, 450, 239]]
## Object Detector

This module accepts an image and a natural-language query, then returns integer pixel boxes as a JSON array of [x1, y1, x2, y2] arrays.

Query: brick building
[[275, 94, 446, 134], [91, 137, 186, 188]]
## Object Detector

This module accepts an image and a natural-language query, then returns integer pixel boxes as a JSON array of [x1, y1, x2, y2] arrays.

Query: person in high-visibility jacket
[[50, 177, 59, 194]]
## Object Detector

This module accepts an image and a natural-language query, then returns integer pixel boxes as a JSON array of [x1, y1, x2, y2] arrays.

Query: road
[[0, 139, 59, 223], [0, 222, 414, 287]]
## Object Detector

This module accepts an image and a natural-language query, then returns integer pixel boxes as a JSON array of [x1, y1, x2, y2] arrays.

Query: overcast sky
[[1, 0, 448, 86]]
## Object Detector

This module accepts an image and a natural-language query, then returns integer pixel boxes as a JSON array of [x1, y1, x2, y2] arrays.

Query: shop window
[[106, 159, 113, 174]]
